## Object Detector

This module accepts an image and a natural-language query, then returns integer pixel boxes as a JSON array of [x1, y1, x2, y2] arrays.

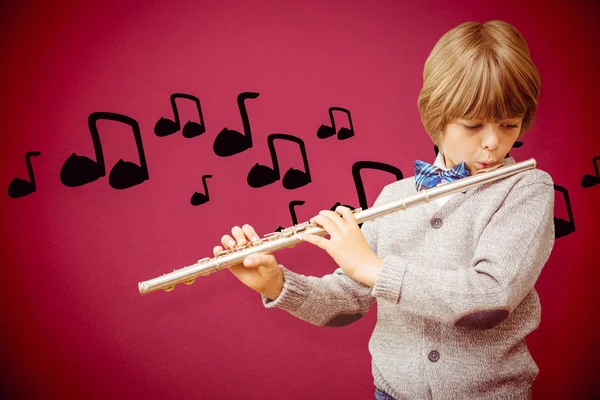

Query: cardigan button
[[431, 218, 443, 229], [428, 350, 440, 362]]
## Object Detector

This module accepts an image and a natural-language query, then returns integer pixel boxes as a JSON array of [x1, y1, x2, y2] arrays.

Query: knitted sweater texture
[[262, 157, 555, 399]]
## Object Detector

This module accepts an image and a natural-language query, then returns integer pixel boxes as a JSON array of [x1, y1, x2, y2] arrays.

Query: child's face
[[440, 116, 523, 174]]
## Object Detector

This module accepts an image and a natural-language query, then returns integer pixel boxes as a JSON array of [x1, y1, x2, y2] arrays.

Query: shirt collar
[[433, 152, 449, 170]]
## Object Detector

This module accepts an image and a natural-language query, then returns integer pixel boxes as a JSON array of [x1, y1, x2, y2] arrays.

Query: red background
[[1, 0, 599, 398]]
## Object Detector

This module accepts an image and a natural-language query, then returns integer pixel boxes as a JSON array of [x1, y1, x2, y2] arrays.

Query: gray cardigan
[[262, 157, 555, 399]]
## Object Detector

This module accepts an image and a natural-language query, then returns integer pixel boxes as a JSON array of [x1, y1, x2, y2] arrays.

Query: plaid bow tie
[[414, 159, 471, 191]]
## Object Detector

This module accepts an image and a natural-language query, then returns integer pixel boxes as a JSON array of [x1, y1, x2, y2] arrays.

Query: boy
[[214, 20, 555, 399]]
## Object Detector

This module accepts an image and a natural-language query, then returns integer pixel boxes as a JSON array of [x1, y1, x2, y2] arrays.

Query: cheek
[[504, 133, 520, 147], [442, 131, 469, 152]]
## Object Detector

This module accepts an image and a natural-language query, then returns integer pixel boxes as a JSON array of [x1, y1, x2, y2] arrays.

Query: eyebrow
[[459, 118, 522, 123]]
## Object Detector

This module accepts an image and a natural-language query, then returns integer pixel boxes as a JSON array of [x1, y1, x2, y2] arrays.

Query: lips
[[476, 161, 497, 169]]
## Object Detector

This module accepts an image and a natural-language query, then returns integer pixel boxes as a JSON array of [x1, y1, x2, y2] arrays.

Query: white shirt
[[431, 152, 456, 208], [430, 153, 506, 208]]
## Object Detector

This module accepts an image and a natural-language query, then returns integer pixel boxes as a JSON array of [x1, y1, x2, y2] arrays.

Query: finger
[[231, 226, 248, 246], [321, 206, 356, 230], [301, 232, 329, 251], [311, 212, 343, 235], [309, 215, 338, 237], [242, 224, 261, 242], [213, 245, 224, 256], [335, 206, 358, 227], [221, 234, 237, 249], [228, 263, 253, 280], [320, 210, 348, 231], [243, 254, 277, 269]]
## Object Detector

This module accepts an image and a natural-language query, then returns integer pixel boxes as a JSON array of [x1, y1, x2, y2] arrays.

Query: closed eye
[[464, 124, 520, 130]]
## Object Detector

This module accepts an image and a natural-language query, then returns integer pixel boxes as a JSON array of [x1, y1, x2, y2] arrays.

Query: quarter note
[[190, 174, 213, 206], [352, 161, 404, 211], [154, 93, 206, 138], [60, 112, 149, 190], [213, 92, 259, 157], [329, 201, 356, 211], [321, 161, 402, 228], [581, 156, 599, 188], [316, 107, 355, 140], [553, 184, 575, 238], [506, 141, 523, 158], [7, 151, 41, 199], [274, 200, 305, 232], [247, 133, 312, 190]]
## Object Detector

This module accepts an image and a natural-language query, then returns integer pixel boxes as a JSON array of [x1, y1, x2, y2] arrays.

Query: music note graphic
[[247, 133, 312, 190], [581, 156, 599, 188], [553, 184, 576, 239], [321, 162, 403, 228], [213, 92, 259, 157], [190, 175, 213, 206], [352, 161, 404, 211], [329, 201, 356, 211], [316, 107, 355, 140], [60, 112, 149, 190], [506, 141, 523, 158], [154, 93, 206, 138], [274, 200, 305, 232], [8, 151, 41, 198]]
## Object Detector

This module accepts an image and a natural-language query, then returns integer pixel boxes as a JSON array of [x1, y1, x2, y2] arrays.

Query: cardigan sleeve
[[260, 186, 391, 327], [372, 173, 555, 329]]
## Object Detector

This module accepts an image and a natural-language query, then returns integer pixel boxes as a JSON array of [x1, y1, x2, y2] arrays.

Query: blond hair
[[417, 20, 541, 154]]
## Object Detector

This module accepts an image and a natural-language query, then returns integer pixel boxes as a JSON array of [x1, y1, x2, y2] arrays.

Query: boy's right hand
[[214, 224, 284, 300]]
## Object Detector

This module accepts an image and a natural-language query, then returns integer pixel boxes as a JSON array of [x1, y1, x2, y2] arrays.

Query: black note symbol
[[274, 200, 305, 232], [316, 107, 355, 140], [154, 93, 206, 138], [325, 161, 403, 228], [581, 156, 599, 188], [60, 112, 149, 189], [8, 151, 41, 198], [213, 92, 259, 157], [190, 175, 212, 206], [506, 141, 523, 158], [553, 184, 575, 239], [328, 201, 366, 229], [352, 161, 404, 211], [329, 201, 356, 211], [247, 133, 311, 190]]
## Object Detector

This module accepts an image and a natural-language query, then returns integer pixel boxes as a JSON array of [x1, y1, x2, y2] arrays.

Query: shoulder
[[498, 157, 554, 193], [476, 158, 555, 209], [372, 176, 416, 206]]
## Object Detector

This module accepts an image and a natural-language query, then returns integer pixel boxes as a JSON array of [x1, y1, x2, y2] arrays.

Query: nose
[[480, 125, 500, 150]]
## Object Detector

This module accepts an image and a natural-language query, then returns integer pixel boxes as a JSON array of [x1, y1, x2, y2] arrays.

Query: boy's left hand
[[301, 206, 383, 287]]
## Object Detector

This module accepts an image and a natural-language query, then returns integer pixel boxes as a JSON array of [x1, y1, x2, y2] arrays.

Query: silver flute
[[138, 158, 537, 295]]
